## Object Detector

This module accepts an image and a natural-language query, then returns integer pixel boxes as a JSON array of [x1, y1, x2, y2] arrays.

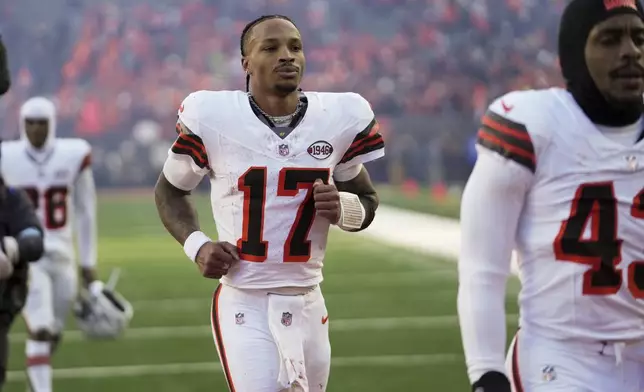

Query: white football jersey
[[171, 90, 385, 289], [2, 138, 93, 264], [482, 87, 644, 341]]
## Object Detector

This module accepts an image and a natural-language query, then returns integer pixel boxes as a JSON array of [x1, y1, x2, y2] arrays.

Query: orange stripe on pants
[[211, 284, 236, 392], [511, 332, 524, 392]]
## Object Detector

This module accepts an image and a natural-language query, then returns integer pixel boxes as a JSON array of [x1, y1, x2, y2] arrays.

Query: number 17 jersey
[[481, 87, 644, 342], [173, 90, 385, 289]]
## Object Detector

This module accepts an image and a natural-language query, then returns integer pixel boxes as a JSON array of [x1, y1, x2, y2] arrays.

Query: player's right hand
[[0, 248, 14, 280], [195, 241, 239, 279]]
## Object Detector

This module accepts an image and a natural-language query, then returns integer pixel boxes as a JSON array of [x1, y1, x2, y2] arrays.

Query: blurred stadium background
[[0, 0, 563, 390]]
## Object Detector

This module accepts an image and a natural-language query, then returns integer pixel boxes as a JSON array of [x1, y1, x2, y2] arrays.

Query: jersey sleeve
[[164, 92, 211, 191], [476, 91, 550, 173], [457, 145, 532, 383], [335, 94, 385, 172], [333, 163, 363, 182]]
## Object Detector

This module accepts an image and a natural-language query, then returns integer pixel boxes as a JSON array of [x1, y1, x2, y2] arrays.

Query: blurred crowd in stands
[[0, 0, 568, 187]]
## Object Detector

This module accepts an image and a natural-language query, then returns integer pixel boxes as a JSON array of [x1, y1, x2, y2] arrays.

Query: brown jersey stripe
[[176, 133, 207, 155], [349, 119, 379, 148], [339, 135, 384, 164], [172, 134, 209, 166], [477, 129, 536, 172], [484, 111, 532, 141], [170, 146, 208, 168], [346, 133, 383, 155], [340, 119, 383, 164], [481, 114, 534, 156], [170, 140, 208, 169], [480, 123, 535, 155], [174, 138, 207, 159], [341, 119, 380, 157]]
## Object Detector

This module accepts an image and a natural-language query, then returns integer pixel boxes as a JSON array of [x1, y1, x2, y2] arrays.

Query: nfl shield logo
[[235, 312, 244, 325], [278, 144, 289, 156], [626, 155, 638, 171], [281, 312, 292, 327], [541, 365, 557, 382]]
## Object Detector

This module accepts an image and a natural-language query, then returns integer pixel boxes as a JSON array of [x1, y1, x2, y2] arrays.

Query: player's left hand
[[313, 179, 340, 224]]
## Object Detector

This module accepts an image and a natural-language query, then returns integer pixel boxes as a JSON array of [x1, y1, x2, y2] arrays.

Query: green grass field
[[3, 191, 519, 391], [376, 185, 461, 219]]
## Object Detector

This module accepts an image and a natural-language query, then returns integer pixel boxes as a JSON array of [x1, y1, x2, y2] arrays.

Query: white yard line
[[352, 205, 462, 260], [356, 205, 521, 274], [6, 354, 463, 381]]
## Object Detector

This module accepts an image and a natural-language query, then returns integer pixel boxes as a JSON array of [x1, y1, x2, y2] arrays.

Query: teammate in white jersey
[[155, 15, 385, 392], [458, 1, 644, 391], [1, 97, 100, 392]]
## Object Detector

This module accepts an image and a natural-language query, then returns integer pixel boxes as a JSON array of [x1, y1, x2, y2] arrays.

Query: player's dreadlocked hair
[[240, 15, 297, 92]]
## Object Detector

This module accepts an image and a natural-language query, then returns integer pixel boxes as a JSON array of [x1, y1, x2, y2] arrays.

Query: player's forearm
[[458, 175, 512, 382], [458, 272, 509, 382], [335, 167, 379, 231], [154, 173, 201, 245], [457, 148, 532, 383]]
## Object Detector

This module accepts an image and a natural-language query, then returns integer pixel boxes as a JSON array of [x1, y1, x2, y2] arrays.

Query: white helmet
[[73, 269, 133, 339]]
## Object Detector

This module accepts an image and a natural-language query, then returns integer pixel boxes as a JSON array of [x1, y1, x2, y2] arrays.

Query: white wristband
[[183, 231, 212, 262], [337, 192, 366, 231]]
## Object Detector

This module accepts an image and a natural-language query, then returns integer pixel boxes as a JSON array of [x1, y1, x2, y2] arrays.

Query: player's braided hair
[[240, 15, 297, 92]]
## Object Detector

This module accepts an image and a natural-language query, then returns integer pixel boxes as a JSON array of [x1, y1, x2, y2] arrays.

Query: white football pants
[[211, 283, 331, 392], [507, 329, 644, 391], [22, 261, 77, 334]]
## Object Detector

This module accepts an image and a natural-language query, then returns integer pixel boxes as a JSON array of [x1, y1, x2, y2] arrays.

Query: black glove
[[472, 371, 511, 392], [0, 35, 10, 95]]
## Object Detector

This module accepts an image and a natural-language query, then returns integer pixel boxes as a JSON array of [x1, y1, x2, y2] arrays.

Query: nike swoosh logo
[[501, 100, 514, 113], [321, 315, 329, 324]]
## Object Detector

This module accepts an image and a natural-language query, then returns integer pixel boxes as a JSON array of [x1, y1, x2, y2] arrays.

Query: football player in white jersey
[[1, 97, 100, 392], [458, 0, 644, 391], [155, 14, 385, 392]]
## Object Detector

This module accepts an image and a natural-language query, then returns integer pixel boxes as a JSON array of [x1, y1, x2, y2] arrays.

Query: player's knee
[[29, 329, 54, 342]]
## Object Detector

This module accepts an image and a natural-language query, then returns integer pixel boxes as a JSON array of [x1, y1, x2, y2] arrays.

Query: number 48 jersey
[[1, 138, 93, 264], [169, 90, 385, 289], [480, 87, 644, 342]]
